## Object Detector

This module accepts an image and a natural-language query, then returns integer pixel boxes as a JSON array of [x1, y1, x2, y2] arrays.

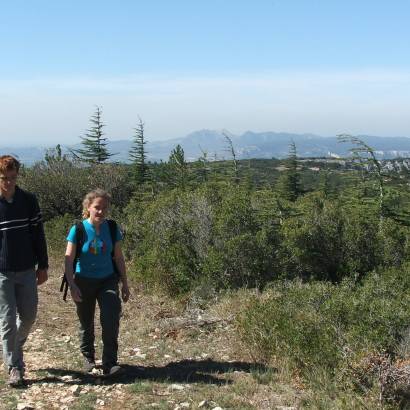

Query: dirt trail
[[0, 271, 299, 410]]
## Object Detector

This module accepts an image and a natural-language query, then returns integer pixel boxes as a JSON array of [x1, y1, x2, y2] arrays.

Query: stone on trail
[[61, 375, 74, 382], [135, 352, 147, 359], [17, 403, 35, 410], [169, 383, 185, 391], [275, 407, 297, 410], [69, 384, 81, 395]]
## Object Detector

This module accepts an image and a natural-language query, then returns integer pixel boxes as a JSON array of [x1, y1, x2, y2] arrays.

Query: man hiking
[[0, 155, 48, 386]]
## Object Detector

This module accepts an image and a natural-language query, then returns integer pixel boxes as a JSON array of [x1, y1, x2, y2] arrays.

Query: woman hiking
[[64, 189, 130, 376]]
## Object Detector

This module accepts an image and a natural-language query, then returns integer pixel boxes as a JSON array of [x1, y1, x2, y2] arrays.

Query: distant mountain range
[[2, 130, 410, 165]]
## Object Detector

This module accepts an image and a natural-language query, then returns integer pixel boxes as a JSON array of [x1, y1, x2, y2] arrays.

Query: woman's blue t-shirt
[[67, 219, 122, 278]]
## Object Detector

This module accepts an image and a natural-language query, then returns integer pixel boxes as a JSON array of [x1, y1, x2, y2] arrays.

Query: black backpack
[[59, 219, 119, 301]]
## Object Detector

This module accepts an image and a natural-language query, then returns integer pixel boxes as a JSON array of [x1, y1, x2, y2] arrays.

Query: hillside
[[3, 130, 410, 164]]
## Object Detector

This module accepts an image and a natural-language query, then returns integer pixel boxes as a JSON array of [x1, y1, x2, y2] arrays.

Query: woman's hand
[[70, 283, 82, 303], [121, 281, 130, 303]]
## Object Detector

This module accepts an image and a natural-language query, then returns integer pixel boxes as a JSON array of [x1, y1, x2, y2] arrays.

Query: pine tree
[[169, 144, 188, 189], [129, 118, 149, 186], [195, 147, 211, 184], [73, 106, 112, 164], [277, 141, 302, 201]]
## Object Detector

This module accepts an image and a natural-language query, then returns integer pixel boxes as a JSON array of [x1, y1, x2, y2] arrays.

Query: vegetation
[[129, 118, 149, 188], [72, 106, 113, 164], [15, 127, 410, 407]]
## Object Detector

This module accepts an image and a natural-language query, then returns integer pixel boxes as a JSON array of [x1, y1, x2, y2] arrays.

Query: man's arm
[[29, 194, 49, 283]]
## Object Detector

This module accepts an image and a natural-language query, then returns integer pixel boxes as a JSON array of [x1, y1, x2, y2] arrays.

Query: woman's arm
[[114, 241, 130, 302], [64, 241, 82, 302]]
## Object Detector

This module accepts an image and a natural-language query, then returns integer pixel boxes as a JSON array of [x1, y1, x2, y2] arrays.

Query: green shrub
[[279, 194, 347, 281], [238, 281, 341, 371], [20, 160, 131, 221], [44, 214, 76, 259], [202, 187, 279, 288], [279, 193, 386, 281], [127, 189, 199, 294], [238, 265, 410, 384]]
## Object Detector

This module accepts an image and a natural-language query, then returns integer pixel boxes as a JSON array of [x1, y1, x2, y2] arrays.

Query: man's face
[[0, 169, 18, 197]]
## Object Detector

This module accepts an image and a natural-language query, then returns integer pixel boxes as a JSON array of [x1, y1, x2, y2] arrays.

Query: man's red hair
[[0, 155, 20, 174]]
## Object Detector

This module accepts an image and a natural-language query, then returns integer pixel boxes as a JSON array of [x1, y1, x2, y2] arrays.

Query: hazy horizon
[[1, 1, 410, 146]]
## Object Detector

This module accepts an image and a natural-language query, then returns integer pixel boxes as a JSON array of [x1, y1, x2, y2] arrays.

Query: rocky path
[[0, 272, 300, 410]]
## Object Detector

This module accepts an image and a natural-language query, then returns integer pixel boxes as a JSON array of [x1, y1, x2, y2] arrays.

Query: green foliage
[[129, 118, 149, 187], [131, 189, 198, 293], [72, 106, 112, 164], [276, 141, 302, 201], [124, 184, 280, 294], [278, 192, 410, 281], [44, 214, 75, 258], [238, 281, 341, 370], [238, 266, 410, 402], [202, 186, 278, 288], [19, 160, 132, 221], [168, 144, 189, 189], [280, 193, 346, 281]]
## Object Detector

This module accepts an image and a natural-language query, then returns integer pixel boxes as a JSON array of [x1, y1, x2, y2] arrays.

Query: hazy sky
[[1, 0, 410, 146]]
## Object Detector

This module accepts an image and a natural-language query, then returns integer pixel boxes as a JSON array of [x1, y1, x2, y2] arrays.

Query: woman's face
[[88, 197, 109, 224]]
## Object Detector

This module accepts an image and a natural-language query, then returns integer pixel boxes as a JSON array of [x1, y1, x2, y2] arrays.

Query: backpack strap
[[107, 219, 117, 255], [73, 221, 86, 271], [107, 219, 120, 276]]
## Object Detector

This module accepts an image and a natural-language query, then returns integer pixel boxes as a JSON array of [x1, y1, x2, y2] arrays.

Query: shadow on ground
[[33, 359, 272, 386]]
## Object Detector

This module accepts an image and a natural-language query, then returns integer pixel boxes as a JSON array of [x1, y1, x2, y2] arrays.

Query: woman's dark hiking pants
[[74, 274, 121, 369]]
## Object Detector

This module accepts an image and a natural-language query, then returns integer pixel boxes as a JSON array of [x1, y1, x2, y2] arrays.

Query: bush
[[279, 194, 347, 281], [127, 189, 199, 294], [125, 184, 281, 293], [279, 193, 385, 281], [20, 160, 132, 221], [202, 186, 279, 288], [44, 214, 76, 259], [237, 266, 410, 403], [238, 281, 341, 371]]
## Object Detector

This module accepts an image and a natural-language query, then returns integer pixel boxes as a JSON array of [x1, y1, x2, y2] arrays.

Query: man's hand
[[36, 268, 48, 285]]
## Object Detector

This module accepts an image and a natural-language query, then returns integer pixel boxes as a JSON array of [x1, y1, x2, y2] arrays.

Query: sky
[[1, 0, 410, 146]]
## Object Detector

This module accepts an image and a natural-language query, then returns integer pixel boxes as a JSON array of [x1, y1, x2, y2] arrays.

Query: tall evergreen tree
[[195, 147, 211, 184], [169, 144, 188, 189], [277, 141, 302, 201], [73, 106, 112, 164], [129, 118, 149, 186]]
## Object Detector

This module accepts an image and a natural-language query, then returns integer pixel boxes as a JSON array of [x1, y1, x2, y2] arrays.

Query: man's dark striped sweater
[[0, 186, 48, 272]]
